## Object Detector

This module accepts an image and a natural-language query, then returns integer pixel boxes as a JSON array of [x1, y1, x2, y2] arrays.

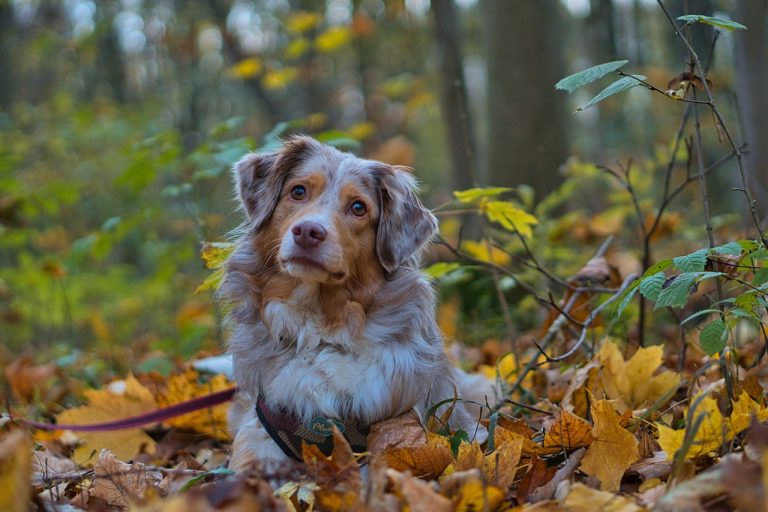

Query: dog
[[220, 136, 487, 473]]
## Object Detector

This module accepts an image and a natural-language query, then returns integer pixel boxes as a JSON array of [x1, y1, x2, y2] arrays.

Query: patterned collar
[[255, 395, 369, 460]]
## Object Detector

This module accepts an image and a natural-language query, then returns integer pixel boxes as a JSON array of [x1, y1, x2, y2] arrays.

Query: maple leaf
[[382, 441, 453, 479], [580, 399, 639, 492], [55, 374, 157, 462], [594, 341, 680, 412], [368, 410, 427, 454], [563, 483, 643, 512], [542, 408, 593, 451], [448, 471, 505, 512], [656, 391, 768, 460], [89, 449, 164, 507], [155, 369, 232, 440]]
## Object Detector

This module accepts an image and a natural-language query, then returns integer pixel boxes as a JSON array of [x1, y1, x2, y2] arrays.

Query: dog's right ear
[[232, 151, 280, 230], [233, 136, 319, 231]]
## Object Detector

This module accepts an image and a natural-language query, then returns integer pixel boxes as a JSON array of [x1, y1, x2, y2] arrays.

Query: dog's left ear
[[375, 166, 438, 273]]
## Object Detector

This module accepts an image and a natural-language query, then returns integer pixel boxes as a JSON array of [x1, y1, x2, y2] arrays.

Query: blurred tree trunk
[[733, 0, 768, 226], [482, 0, 568, 202], [430, 0, 478, 192], [586, 0, 617, 63]]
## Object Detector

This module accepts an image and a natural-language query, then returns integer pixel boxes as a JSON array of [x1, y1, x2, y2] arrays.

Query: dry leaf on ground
[[543, 408, 593, 451], [89, 449, 165, 507], [0, 430, 31, 512]]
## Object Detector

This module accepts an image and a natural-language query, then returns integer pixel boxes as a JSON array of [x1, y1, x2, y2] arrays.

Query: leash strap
[[255, 396, 369, 460]]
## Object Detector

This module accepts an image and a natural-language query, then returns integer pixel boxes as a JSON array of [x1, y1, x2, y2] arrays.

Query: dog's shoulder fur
[[221, 136, 483, 471]]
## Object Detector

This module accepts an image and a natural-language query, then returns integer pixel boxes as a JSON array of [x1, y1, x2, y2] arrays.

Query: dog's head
[[233, 136, 437, 284]]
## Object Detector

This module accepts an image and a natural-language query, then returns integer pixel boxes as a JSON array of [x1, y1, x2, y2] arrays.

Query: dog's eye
[[290, 185, 307, 200], [350, 200, 367, 217]]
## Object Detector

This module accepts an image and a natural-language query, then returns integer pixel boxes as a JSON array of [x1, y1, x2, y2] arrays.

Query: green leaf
[[699, 319, 727, 355], [645, 259, 674, 276], [453, 187, 513, 204], [577, 75, 646, 112], [449, 430, 470, 457], [655, 273, 698, 309], [734, 292, 759, 316], [181, 467, 236, 492], [681, 308, 722, 326], [555, 60, 629, 93], [638, 272, 666, 302], [677, 14, 747, 32], [424, 262, 463, 279], [673, 248, 708, 273], [195, 267, 225, 294], [711, 242, 742, 256], [616, 282, 639, 317], [753, 268, 768, 287]]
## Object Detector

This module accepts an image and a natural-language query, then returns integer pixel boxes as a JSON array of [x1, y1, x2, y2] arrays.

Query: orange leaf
[[382, 443, 453, 479], [580, 400, 639, 492], [543, 409, 593, 451], [368, 410, 427, 454]]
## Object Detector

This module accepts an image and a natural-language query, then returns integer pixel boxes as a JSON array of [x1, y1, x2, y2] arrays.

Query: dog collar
[[255, 395, 369, 460]]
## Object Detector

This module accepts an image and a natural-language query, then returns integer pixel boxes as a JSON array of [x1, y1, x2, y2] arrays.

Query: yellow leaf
[[286, 11, 321, 33], [315, 26, 352, 53], [455, 441, 484, 472], [195, 267, 225, 294], [595, 341, 680, 412], [382, 443, 453, 479], [0, 431, 31, 512], [462, 239, 511, 266], [284, 37, 310, 59], [492, 423, 541, 457], [580, 400, 639, 492], [484, 438, 523, 489], [543, 409, 593, 451], [263, 67, 299, 90], [454, 476, 505, 512], [347, 121, 376, 141], [226, 58, 263, 79], [200, 241, 235, 269], [563, 483, 642, 512], [657, 391, 768, 460], [56, 375, 157, 462], [156, 369, 233, 441], [481, 200, 538, 238], [453, 187, 512, 204]]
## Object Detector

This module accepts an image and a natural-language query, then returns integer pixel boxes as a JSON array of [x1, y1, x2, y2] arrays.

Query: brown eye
[[350, 200, 367, 217], [290, 185, 307, 200]]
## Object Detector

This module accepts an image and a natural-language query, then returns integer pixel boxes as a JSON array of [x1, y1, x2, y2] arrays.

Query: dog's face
[[233, 136, 437, 285]]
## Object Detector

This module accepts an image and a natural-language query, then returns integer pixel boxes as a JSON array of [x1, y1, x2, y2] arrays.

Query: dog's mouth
[[281, 256, 346, 281]]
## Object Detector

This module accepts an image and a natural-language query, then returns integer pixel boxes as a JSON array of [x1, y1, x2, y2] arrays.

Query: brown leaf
[[389, 469, 452, 512], [528, 448, 586, 503], [0, 430, 31, 512], [517, 456, 557, 503], [484, 438, 523, 489], [4, 356, 57, 402], [542, 409, 593, 451], [382, 443, 453, 479], [580, 400, 639, 492], [89, 449, 164, 507], [368, 410, 426, 454], [563, 483, 643, 512]]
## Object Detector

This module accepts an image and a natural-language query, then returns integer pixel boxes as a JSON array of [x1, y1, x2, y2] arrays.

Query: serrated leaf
[[734, 292, 758, 315], [481, 200, 538, 238], [638, 272, 665, 301], [200, 242, 235, 269], [654, 273, 698, 309], [453, 187, 512, 204], [673, 248, 708, 272], [577, 75, 646, 112], [616, 283, 639, 317], [711, 242, 742, 256], [699, 319, 727, 355], [555, 60, 629, 93], [677, 14, 747, 32]]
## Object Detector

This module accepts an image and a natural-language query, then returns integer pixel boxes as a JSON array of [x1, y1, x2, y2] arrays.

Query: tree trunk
[[482, 0, 568, 202], [733, 0, 768, 227], [430, 0, 479, 192]]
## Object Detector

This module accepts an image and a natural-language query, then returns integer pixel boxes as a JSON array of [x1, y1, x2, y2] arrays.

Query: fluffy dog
[[221, 136, 485, 472]]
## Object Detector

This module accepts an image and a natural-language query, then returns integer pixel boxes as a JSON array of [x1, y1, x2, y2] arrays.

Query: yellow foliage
[[382, 441, 453, 479], [543, 409, 593, 451], [580, 400, 639, 492], [480, 199, 538, 238], [454, 476, 505, 512], [156, 369, 233, 441], [226, 58, 263, 79], [563, 483, 643, 512], [56, 375, 157, 462], [200, 242, 235, 270], [0, 431, 31, 512], [347, 121, 376, 141], [263, 67, 299, 90], [656, 391, 768, 460], [284, 38, 310, 59], [286, 11, 321, 33], [462, 239, 511, 266], [315, 26, 352, 53], [594, 341, 680, 412]]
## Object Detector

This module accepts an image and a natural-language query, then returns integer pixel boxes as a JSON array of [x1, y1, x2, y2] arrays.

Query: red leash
[[12, 387, 238, 432]]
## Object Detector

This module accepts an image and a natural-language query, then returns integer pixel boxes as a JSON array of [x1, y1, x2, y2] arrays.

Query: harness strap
[[255, 396, 369, 460]]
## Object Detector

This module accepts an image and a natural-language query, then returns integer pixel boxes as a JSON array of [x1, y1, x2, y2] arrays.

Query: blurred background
[[1, 0, 765, 382]]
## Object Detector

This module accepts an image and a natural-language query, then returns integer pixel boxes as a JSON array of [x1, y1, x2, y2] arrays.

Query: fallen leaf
[[542, 409, 593, 451], [56, 374, 157, 462], [580, 400, 639, 492], [484, 438, 523, 489], [563, 482, 642, 512], [382, 442, 453, 479], [517, 456, 558, 503], [89, 449, 164, 507], [368, 410, 426, 454], [528, 448, 585, 502], [155, 369, 232, 440], [452, 473, 505, 512], [0, 431, 31, 512], [389, 469, 452, 512], [4, 357, 57, 402]]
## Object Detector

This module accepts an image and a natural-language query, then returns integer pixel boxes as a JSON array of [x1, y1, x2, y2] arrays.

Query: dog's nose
[[292, 221, 327, 248]]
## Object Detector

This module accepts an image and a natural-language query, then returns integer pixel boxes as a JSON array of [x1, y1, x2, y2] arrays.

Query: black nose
[[292, 221, 327, 249]]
